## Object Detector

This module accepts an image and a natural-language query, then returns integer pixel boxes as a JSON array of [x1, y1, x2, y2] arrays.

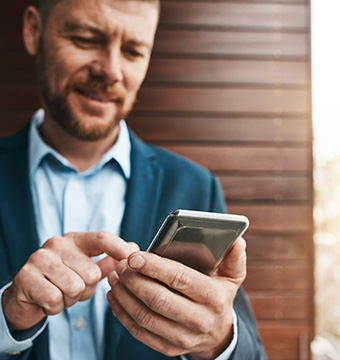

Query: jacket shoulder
[[0, 123, 30, 152]]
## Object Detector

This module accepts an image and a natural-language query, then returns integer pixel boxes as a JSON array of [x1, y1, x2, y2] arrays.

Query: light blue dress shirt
[[0, 110, 237, 360]]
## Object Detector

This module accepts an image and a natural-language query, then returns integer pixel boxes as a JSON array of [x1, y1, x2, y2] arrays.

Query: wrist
[[2, 284, 45, 331], [189, 309, 234, 360]]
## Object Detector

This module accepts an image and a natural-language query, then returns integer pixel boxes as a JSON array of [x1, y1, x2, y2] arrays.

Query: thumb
[[217, 237, 247, 285]]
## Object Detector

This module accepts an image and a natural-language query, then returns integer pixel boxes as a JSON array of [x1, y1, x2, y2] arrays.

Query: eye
[[123, 47, 144, 59], [71, 36, 100, 48]]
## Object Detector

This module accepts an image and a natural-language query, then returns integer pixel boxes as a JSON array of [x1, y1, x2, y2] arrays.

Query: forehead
[[48, 0, 159, 42]]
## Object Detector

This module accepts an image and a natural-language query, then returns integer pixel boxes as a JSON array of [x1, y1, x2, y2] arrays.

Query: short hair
[[36, 0, 160, 24]]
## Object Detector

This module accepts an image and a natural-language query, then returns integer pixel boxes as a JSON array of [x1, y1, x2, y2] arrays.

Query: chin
[[58, 110, 119, 141]]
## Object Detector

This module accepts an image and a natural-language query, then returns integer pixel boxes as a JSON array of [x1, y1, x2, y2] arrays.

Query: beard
[[36, 43, 133, 141]]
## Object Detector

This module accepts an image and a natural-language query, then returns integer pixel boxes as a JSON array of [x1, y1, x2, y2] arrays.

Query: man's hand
[[2, 231, 136, 331], [107, 237, 247, 359]]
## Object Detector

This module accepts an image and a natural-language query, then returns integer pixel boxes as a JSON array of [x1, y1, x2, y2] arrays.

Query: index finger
[[69, 231, 135, 260], [126, 251, 219, 304]]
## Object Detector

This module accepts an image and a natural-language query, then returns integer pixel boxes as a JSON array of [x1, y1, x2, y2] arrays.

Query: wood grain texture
[[135, 87, 310, 114], [160, 2, 307, 30], [128, 116, 310, 142], [244, 262, 309, 290], [220, 175, 310, 201], [146, 58, 309, 86], [153, 29, 308, 58], [249, 292, 309, 320], [258, 323, 311, 360], [162, 145, 311, 172], [246, 235, 309, 260], [228, 204, 311, 233]]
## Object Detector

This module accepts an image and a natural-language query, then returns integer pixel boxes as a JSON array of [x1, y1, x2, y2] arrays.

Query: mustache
[[72, 79, 126, 102]]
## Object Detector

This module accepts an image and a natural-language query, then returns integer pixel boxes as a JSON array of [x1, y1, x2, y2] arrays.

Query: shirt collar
[[29, 109, 131, 179]]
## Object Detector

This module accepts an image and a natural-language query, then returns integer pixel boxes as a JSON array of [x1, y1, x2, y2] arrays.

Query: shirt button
[[72, 180, 80, 189], [75, 317, 86, 330]]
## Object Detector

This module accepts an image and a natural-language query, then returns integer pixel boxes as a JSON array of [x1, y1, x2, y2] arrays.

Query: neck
[[39, 117, 120, 173]]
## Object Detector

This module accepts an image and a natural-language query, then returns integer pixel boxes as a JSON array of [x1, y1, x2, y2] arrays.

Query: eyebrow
[[124, 39, 152, 52], [62, 21, 152, 51], [63, 21, 103, 36]]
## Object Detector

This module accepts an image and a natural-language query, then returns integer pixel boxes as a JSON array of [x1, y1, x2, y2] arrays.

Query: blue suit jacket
[[0, 124, 267, 359]]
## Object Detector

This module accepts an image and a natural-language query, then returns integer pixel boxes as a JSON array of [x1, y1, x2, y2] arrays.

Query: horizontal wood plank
[[135, 87, 309, 114], [228, 204, 311, 233], [146, 58, 309, 86], [153, 29, 308, 58], [0, 0, 33, 20], [0, 86, 40, 112], [162, 145, 311, 172], [128, 116, 310, 143], [246, 235, 310, 260], [258, 323, 310, 360], [0, 54, 35, 85], [244, 262, 309, 290], [160, 2, 307, 30], [220, 175, 310, 201], [249, 292, 309, 320], [0, 116, 30, 136], [0, 23, 25, 52]]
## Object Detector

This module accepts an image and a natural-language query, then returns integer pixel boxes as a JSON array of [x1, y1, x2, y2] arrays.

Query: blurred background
[[1, 0, 339, 359], [312, 0, 340, 359]]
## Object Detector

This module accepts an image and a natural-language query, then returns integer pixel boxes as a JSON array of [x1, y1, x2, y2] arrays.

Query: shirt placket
[[63, 175, 98, 360]]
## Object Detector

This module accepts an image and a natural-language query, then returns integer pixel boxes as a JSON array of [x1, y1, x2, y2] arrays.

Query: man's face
[[36, 0, 158, 141]]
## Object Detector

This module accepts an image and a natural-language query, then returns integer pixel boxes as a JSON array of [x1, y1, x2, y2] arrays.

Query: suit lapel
[[120, 130, 164, 250], [104, 130, 164, 359], [0, 125, 49, 360], [0, 125, 40, 275]]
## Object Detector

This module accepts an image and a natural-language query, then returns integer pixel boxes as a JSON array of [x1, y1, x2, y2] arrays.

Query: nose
[[90, 45, 123, 84]]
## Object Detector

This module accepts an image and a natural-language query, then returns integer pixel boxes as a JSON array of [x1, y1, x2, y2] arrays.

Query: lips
[[76, 87, 119, 103]]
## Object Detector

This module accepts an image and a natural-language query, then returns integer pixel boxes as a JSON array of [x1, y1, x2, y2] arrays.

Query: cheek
[[47, 48, 94, 91]]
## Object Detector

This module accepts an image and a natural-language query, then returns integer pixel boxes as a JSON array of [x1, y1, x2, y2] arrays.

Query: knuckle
[[160, 344, 178, 358], [83, 265, 101, 285], [176, 334, 194, 349], [213, 294, 226, 311], [44, 291, 63, 313], [128, 322, 143, 340], [96, 231, 112, 244], [196, 317, 214, 334], [17, 264, 33, 283], [170, 269, 191, 290], [97, 230, 111, 239], [67, 280, 86, 298], [149, 291, 171, 313], [30, 248, 49, 264], [45, 236, 64, 249], [135, 307, 154, 329]]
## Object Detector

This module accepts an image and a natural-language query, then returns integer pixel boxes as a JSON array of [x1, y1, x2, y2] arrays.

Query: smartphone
[[147, 210, 249, 275]]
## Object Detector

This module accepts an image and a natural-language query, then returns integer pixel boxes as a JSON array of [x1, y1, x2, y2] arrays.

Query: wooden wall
[[129, 1, 313, 359], [0, 0, 313, 359]]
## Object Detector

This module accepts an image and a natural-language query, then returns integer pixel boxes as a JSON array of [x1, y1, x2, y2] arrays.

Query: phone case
[[147, 210, 249, 274]]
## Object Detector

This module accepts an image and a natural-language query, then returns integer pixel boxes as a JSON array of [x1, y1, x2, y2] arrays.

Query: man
[[0, 0, 267, 359]]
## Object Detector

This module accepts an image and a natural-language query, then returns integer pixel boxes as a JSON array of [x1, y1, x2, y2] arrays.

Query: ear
[[23, 6, 42, 56]]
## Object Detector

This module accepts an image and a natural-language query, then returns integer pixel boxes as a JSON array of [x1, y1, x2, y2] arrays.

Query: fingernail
[[129, 255, 145, 270], [116, 261, 127, 275]]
